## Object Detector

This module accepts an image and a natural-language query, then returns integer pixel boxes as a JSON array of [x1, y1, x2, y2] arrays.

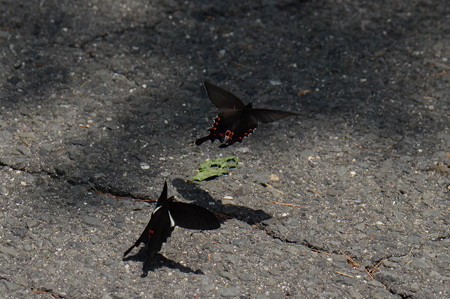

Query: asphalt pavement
[[0, 0, 449, 298]]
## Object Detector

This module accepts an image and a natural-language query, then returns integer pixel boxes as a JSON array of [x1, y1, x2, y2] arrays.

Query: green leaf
[[192, 156, 239, 181]]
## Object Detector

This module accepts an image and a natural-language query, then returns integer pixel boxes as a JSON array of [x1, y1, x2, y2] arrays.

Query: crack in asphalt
[[0, 160, 150, 202], [258, 223, 336, 254], [385, 286, 412, 299], [0, 160, 58, 178], [364, 254, 418, 299], [75, 7, 180, 49], [31, 287, 66, 298], [262, 224, 421, 298], [66, 176, 153, 201], [0, 276, 65, 298]]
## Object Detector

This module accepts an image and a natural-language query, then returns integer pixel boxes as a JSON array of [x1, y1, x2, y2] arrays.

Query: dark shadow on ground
[[171, 178, 271, 225], [123, 248, 204, 277]]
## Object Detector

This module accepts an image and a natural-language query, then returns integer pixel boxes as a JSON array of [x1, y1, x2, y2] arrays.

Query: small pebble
[[139, 162, 150, 170], [270, 174, 280, 181]]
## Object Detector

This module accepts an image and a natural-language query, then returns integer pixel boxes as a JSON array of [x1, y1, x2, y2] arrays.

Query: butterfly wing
[[123, 182, 172, 257], [168, 202, 220, 230], [156, 181, 169, 207], [144, 205, 174, 253], [204, 81, 246, 110], [141, 205, 175, 270], [220, 109, 259, 147], [215, 110, 244, 132], [195, 109, 243, 145], [250, 109, 297, 123], [123, 220, 149, 257], [123, 204, 174, 258]]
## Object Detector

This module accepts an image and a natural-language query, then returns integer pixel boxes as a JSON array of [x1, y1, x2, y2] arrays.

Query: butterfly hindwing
[[195, 109, 242, 145], [168, 202, 221, 230], [144, 205, 174, 254], [204, 81, 245, 110]]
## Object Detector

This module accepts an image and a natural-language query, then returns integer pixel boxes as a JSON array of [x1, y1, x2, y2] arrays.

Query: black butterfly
[[123, 181, 220, 271], [195, 81, 297, 148]]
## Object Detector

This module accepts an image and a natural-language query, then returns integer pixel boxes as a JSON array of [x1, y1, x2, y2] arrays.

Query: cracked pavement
[[0, 0, 449, 298]]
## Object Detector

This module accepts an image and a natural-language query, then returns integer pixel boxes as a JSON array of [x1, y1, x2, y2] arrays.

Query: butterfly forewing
[[123, 220, 151, 257], [168, 202, 220, 230], [251, 109, 297, 123], [156, 181, 169, 206], [204, 81, 245, 110]]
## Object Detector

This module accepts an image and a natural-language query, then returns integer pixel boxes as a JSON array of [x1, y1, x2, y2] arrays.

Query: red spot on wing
[[225, 130, 234, 138], [200, 114, 256, 146]]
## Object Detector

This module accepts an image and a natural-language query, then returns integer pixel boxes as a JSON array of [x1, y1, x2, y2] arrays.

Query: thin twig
[[335, 271, 355, 278], [341, 252, 361, 268], [366, 260, 384, 279], [308, 189, 323, 199], [231, 61, 256, 71], [354, 143, 368, 152], [431, 70, 450, 77], [271, 201, 301, 207], [261, 183, 284, 195]]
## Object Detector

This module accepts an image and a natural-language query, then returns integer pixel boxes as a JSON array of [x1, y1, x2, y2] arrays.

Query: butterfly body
[[196, 82, 296, 147], [124, 182, 220, 271]]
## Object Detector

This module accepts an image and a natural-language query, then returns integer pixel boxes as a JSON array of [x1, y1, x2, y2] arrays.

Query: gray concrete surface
[[0, 0, 448, 298]]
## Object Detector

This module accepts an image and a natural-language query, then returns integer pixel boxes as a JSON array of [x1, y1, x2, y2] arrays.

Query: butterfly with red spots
[[123, 181, 220, 272], [195, 81, 296, 148]]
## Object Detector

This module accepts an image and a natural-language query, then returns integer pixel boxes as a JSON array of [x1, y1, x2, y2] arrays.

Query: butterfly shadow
[[171, 178, 271, 225], [123, 247, 204, 277]]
